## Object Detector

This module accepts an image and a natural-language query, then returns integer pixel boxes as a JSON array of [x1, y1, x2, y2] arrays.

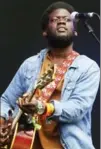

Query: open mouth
[[57, 27, 67, 32]]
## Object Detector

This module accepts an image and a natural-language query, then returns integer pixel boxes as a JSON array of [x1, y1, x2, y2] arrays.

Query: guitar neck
[[11, 66, 54, 130]]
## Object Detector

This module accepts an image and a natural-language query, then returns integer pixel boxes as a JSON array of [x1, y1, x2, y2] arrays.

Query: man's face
[[44, 8, 75, 48]]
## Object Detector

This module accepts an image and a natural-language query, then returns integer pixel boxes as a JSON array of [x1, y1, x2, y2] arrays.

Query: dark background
[[0, 0, 100, 148]]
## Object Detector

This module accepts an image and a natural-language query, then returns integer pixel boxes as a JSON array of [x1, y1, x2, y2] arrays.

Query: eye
[[50, 18, 58, 23], [64, 17, 72, 22]]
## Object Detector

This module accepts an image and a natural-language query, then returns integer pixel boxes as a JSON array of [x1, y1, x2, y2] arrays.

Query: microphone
[[71, 11, 94, 21]]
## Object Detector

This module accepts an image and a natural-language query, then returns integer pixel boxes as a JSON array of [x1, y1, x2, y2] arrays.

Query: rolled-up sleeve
[[0, 62, 26, 120], [49, 61, 100, 123]]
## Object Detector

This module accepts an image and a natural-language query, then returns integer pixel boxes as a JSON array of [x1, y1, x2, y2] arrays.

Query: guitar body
[[9, 123, 36, 149]]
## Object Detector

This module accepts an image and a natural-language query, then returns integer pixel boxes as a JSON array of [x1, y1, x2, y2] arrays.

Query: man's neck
[[48, 44, 73, 59]]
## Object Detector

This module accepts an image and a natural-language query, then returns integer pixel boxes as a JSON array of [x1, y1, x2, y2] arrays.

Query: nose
[[57, 17, 66, 25], [57, 22, 66, 26], [57, 20, 66, 25]]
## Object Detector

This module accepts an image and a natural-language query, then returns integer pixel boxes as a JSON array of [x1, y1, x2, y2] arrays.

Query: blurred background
[[0, 0, 100, 148]]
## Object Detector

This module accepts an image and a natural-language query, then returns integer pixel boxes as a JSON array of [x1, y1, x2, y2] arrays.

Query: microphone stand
[[83, 20, 100, 44]]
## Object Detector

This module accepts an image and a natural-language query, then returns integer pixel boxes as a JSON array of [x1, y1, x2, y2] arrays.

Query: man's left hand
[[17, 94, 46, 115]]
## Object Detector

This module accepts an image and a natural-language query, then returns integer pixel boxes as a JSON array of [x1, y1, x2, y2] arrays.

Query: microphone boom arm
[[84, 21, 100, 44]]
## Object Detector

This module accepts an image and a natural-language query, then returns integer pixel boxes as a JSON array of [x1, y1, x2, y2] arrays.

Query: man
[[0, 1, 100, 149]]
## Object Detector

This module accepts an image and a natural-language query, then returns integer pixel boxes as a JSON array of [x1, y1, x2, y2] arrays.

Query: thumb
[[23, 92, 30, 97]]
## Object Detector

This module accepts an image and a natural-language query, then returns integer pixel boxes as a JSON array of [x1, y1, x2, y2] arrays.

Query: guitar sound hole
[[18, 114, 34, 131]]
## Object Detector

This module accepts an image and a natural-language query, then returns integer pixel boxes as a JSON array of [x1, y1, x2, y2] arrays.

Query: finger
[[4, 123, 12, 130], [17, 97, 24, 107], [24, 96, 30, 104], [23, 93, 30, 101], [18, 95, 29, 105], [0, 135, 10, 146], [16, 97, 21, 105], [19, 106, 33, 114], [0, 130, 9, 138], [1, 123, 11, 131], [7, 123, 12, 129], [23, 92, 29, 97], [0, 127, 11, 138], [24, 93, 32, 103]]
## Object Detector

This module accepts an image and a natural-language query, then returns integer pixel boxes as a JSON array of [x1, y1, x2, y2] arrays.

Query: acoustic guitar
[[2, 65, 54, 149]]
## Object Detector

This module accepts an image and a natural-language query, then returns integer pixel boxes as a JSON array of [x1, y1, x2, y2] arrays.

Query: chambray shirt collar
[[39, 48, 79, 69]]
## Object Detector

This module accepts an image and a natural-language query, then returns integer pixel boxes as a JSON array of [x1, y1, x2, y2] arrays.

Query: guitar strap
[[37, 50, 80, 103], [25, 50, 80, 149]]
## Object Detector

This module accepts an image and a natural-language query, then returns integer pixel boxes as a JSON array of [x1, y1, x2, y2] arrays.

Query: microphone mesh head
[[88, 12, 94, 17], [71, 11, 79, 21]]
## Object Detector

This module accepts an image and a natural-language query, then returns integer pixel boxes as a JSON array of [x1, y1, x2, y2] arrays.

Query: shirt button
[[67, 86, 71, 90]]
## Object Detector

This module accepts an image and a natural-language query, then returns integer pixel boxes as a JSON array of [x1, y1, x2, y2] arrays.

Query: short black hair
[[41, 1, 75, 31]]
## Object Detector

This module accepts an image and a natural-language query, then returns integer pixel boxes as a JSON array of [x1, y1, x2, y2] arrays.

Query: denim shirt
[[0, 49, 100, 149]]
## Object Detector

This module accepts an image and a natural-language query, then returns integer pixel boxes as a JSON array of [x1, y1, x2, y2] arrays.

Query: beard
[[45, 29, 74, 49]]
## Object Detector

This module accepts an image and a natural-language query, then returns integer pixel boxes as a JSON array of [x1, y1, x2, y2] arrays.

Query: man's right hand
[[0, 116, 12, 147]]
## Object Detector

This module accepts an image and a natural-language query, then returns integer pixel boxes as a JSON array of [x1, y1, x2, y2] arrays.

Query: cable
[[94, 12, 100, 20]]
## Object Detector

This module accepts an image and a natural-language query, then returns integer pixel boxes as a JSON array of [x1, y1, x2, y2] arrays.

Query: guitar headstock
[[36, 65, 54, 89]]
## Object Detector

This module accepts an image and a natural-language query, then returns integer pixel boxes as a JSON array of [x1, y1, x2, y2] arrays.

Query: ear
[[42, 31, 47, 37]]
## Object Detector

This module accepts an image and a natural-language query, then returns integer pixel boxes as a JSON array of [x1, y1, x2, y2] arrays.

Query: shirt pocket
[[65, 82, 76, 91], [25, 68, 36, 79], [62, 82, 76, 101], [24, 70, 37, 91]]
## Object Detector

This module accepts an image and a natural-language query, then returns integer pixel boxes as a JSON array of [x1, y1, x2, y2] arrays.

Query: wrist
[[41, 103, 55, 119], [0, 117, 6, 125]]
